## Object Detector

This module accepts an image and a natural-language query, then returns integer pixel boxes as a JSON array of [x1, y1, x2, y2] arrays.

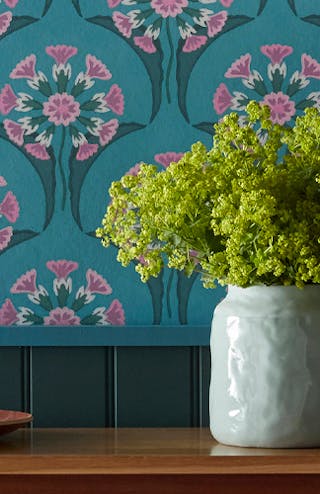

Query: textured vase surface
[[209, 285, 320, 448]]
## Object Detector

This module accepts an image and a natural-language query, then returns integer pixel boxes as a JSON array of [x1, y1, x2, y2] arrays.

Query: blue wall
[[0, 0, 320, 343]]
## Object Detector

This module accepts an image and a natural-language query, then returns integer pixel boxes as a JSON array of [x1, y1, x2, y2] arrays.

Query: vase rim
[[228, 284, 320, 293]]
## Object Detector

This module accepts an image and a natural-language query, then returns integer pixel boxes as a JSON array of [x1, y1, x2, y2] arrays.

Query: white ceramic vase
[[209, 284, 320, 448]]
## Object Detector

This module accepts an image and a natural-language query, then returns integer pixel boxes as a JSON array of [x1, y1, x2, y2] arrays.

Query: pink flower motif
[[105, 299, 125, 325], [134, 36, 157, 54], [0, 177, 7, 187], [154, 152, 184, 167], [45, 45, 78, 65], [11, 269, 37, 294], [126, 163, 142, 176], [46, 260, 79, 279], [25, 143, 50, 160], [99, 119, 119, 146], [151, 0, 188, 18], [43, 93, 80, 126], [0, 84, 18, 115], [4, 0, 19, 7], [219, 0, 233, 5], [4, 119, 24, 146], [0, 226, 12, 251], [207, 11, 228, 38], [112, 12, 134, 38], [301, 54, 320, 79], [213, 82, 233, 114], [261, 44, 293, 65], [262, 92, 295, 125], [0, 299, 18, 326], [225, 54, 251, 79], [107, 0, 122, 7], [86, 269, 112, 294], [86, 55, 112, 80], [10, 54, 37, 79], [0, 12, 12, 36], [0, 191, 19, 223], [183, 35, 207, 53], [104, 84, 124, 115], [76, 142, 98, 161], [44, 307, 81, 326]]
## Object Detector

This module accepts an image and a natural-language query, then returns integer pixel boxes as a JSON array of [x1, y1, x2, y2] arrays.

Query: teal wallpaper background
[[0, 0, 319, 339]]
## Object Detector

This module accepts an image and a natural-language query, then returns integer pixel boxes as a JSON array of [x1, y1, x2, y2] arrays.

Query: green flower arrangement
[[96, 101, 320, 289]]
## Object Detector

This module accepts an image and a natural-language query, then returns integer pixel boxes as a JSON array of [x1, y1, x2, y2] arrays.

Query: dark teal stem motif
[[166, 18, 174, 103], [177, 271, 198, 324], [146, 270, 164, 324], [58, 126, 67, 210]]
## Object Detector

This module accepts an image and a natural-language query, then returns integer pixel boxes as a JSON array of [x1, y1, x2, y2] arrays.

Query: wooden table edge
[[1, 454, 320, 475]]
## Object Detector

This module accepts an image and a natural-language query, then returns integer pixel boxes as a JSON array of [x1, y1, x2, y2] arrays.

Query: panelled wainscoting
[[0, 347, 210, 428]]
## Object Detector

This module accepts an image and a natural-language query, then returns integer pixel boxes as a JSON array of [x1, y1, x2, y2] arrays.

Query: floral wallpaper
[[0, 0, 319, 334]]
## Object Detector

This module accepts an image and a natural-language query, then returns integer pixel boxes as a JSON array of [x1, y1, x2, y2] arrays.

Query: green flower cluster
[[96, 102, 320, 288]]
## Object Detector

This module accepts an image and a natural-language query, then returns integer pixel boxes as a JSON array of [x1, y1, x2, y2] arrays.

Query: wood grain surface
[[0, 428, 319, 493]]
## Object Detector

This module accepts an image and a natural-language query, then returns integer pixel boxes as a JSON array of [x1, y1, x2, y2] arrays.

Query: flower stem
[[166, 18, 174, 104], [58, 126, 67, 210]]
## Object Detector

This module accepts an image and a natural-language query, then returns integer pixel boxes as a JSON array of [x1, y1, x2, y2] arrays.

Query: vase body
[[209, 284, 320, 448]]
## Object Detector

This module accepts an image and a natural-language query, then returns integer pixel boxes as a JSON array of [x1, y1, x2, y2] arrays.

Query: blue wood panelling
[[117, 347, 199, 427], [0, 346, 211, 427], [31, 347, 108, 427], [0, 348, 23, 412]]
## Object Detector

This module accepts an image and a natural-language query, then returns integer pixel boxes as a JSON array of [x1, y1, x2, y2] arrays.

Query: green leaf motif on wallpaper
[[0, 230, 39, 257], [42, 0, 53, 17], [257, 0, 269, 17], [0, 124, 56, 232], [193, 122, 215, 136], [287, 0, 297, 16], [71, 0, 83, 17], [69, 122, 145, 232], [0, 16, 39, 41], [301, 15, 320, 27], [176, 15, 254, 123], [86, 16, 164, 123]]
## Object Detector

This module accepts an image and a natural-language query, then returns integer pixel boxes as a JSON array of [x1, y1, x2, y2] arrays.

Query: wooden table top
[[0, 427, 320, 475]]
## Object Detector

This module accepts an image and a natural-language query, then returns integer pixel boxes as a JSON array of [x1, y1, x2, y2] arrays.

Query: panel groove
[[21, 348, 30, 413], [114, 347, 118, 429], [199, 347, 203, 429], [105, 347, 117, 427], [201, 347, 211, 427], [29, 347, 34, 427], [190, 347, 200, 427]]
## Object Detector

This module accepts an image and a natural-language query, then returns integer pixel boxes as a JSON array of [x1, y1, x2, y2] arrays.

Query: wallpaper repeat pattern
[[0, 0, 319, 335]]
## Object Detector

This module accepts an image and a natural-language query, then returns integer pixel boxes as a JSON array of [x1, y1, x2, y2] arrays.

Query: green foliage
[[96, 102, 320, 288]]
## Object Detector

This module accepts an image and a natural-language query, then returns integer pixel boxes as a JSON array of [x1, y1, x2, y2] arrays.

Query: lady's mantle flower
[[213, 45, 320, 124], [109, 0, 232, 53], [0, 45, 125, 161], [0, 260, 125, 326]]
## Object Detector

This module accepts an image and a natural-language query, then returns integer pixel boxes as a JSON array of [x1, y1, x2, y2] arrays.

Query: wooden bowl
[[0, 410, 33, 436]]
